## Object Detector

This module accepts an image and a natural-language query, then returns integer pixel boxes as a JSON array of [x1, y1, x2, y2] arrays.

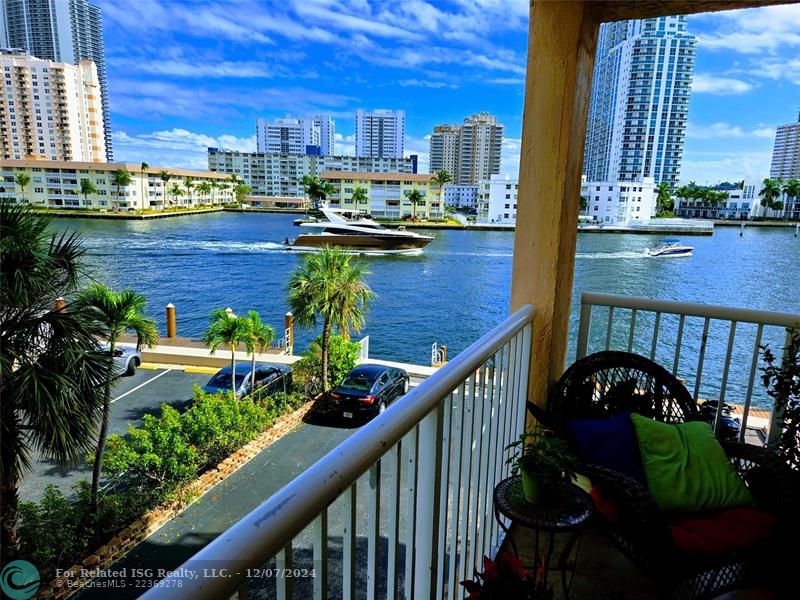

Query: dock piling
[[166, 303, 177, 338], [284, 312, 294, 355]]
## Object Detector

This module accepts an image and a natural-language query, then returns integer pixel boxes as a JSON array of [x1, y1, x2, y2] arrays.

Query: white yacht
[[283, 208, 434, 255], [647, 239, 694, 257]]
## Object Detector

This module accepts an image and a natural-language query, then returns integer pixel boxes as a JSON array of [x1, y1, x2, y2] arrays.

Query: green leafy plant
[[506, 424, 577, 483], [461, 552, 553, 600], [761, 331, 800, 471], [294, 334, 360, 396]]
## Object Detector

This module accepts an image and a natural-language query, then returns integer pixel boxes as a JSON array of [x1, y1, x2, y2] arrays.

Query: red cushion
[[590, 485, 621, 523], [669, 507, 775, 556]]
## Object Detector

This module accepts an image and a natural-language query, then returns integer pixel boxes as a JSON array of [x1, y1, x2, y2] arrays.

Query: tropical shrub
[[294, 334, 360, 396], [761, 331, 800, 472], [102, 404, 201, 501], [182, 387, 272, 466]]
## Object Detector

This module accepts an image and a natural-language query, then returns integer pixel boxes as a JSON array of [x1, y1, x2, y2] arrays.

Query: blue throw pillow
[[567, 411, 647, 484]]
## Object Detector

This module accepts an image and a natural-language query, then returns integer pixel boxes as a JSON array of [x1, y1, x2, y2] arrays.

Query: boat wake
[[576, 251, 650, 259]]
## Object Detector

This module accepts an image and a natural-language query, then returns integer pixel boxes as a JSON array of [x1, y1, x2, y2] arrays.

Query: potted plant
[[506, 424, 577, 504], [460, 552, 553, 600]]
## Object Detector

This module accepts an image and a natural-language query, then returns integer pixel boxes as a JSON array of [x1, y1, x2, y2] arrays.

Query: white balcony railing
[[576, 292, 800, 444], [144, 305, 534, 600]]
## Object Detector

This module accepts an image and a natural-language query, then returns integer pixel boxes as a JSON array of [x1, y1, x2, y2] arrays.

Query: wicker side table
[[494, 476, 594, 599]]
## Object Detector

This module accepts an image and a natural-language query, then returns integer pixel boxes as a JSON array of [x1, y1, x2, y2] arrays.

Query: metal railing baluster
[[713, 321, 737, 435], [342, 485, 356, 600], [673, 314, 686, 376], [650, 312, 661, 360], [446, 382, 467, 600], [404, 425, 419, 600], [605, 306, 615, 350], [740, 325, 764, 442], [276, 543, 292, 600], [457, 371, 477, 584], [313, 511, 327, 600], [627, 309, 638, 352], [693, 317, 711, 402], [367, 461, 381, 600]]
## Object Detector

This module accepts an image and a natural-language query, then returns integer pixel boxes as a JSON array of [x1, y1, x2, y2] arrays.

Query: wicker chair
[[538, 351, 796, 599]]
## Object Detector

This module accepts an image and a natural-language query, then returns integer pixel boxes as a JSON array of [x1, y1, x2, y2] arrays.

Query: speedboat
[[646, 239, 694, 257], [283, 207, 434, 255]]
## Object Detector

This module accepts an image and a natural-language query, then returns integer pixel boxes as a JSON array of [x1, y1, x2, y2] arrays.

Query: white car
[[102, 344, 141, 377]]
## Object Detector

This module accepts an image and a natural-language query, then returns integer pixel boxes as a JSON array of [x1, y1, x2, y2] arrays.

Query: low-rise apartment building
[[207, 149, 417, 197], [478, 174, 518, 224], [581, 177, 656, 225], [443, 184, 478, 209], [321, 171, 442, 220], [674, 180, 793, 220], [1, 159, 234, 210]]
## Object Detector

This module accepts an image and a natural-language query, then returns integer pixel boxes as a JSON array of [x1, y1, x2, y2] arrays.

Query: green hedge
[[293, 334, 360, 396], [17, 386, 307, 577]]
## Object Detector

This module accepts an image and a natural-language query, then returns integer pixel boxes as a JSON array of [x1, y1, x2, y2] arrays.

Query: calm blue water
[[55, 213, 799, 407]]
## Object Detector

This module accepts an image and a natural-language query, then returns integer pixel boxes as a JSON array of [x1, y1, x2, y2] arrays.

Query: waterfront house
[[0, 159, 234, 210], [129, 1, 800, 598]]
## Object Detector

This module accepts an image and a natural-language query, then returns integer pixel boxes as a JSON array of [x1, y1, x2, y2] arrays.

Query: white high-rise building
[[458, 112, 503, 185], [256, 114, 335, 155], [583, 16, 696, 188], [1, 0, 111, 160], [355, 109, 404, 158], [309, 113, 335, 156], [429, 124, 461, 177], [770, 111, 800, 181], [0, 51, 106, 162], [429, 114, 504, 185]]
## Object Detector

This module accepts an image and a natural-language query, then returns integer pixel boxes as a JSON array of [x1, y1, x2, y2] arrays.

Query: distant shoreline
[[37, 207, 800, 231]]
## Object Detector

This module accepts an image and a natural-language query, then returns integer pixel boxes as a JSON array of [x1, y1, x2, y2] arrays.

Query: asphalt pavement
[[77, 378, 427, 599], [19, 366, 212, 502]]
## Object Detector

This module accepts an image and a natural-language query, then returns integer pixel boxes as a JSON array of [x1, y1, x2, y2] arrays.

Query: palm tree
[[300, 175, 336, 209], [579, 195, 588, 212], [76, 284, 158, 534], [759, 178, 783, 218], [405, 188, 424, 219], [14, 172, 31, 204], [196, 181, 212, 206], [431, 170, 452, 219], [203, 308, 248, 396], [655, 182, 672, 213], [243, 311, 275, 390], [159, 170, 172, 207], [209, 180, 219, 206], [674, 185, 692, 210], [183, 177, 194, 208], [170, 182, 184, 206], [782, 178, 800, 220], [139, 161, 149, 213], [351, 186, 368, 208], [235, 184, 252, 204], [80, 178, 97, 207], [217, 182, 229, 204], [111, 169, 132, 213], [287, 247, 374, 390], [1, 203, 109, 551]]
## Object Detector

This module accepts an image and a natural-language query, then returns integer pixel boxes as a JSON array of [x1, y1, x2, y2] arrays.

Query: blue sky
[[100, 0, 800, 184]]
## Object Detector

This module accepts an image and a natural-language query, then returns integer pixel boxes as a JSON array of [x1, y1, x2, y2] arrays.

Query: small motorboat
[[646, 239, 694, 257]]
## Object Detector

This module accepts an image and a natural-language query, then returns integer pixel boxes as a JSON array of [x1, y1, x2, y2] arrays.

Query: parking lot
[[19, 365, 213, 502]]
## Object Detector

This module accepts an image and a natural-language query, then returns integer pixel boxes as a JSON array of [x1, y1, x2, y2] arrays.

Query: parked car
[[103, 344, 141, 377], [330, 364, 410, 420], [202, 362, 293, 399]]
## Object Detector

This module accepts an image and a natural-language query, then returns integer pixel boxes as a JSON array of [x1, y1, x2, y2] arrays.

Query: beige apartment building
[[1, 159, 235, 210], [322, 171, 442, 219], [0, 51, 106, 163]]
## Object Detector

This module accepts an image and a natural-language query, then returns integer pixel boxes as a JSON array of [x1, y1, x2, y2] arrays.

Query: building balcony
[[142, 293, 798, 600]]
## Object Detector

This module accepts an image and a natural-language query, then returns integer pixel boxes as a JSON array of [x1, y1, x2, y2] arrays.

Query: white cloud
[[741, 57, 800, 86], [113, 129, 256, 170], [686, 121, 775, 140], [404, 134, 431, 172], [334, 133, 356, 156], [486, 78, 525, 85], [679, 151, 773, 185], [501, 137, 521, 178], [695, 5, 800, 54], [398, 79, 458, 89], [691, 74, 753, 95]]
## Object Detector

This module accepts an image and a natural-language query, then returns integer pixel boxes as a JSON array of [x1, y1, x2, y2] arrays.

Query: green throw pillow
[[630, 413, 753, 513]]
